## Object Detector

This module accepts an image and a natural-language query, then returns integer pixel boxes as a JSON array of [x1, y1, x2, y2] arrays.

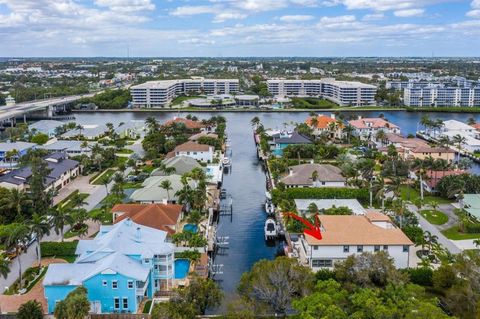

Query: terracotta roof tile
[[174, 141, 212, 152]]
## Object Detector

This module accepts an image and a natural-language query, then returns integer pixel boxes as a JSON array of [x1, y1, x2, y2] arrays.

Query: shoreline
[[72, 107, 480, 114]]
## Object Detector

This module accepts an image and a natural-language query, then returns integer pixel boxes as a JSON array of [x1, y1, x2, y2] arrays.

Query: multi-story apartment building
[[266, 78, 377, 106], [404, 87, 480, 107], [130, 77, 239, 108]]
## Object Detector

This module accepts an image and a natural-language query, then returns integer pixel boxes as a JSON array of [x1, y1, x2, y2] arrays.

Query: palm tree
[[467, 117, 476, 126], [0, 189, 31, 218], [250, 116, 260, 128], [307, 202, 319, 216], [342, 124, 355, 143], [69, 192, 88, 209], [375, 129, 386, 146], [473, 238, 480, 248], [160, 180, 173, 202], [412, 158, 427, 202], [372, 177, 386, 211], [145, 117, 159, 133], [100, 174, 111, 195], [50, 207, 74, 242], [452, 134, 466, 163], [75, 124, 84, 137], [5, 149, 19, 169], [176, 183, 194, 211], [5, 223, 30, 289], [311, 170, 319, 184], [429, 200, 439, 214], [29, 214, 50, 267], [420, 115, 432, 134], [0, 254, 10, 279]]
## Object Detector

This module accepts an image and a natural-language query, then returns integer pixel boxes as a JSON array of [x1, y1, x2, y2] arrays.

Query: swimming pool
[[183, 224, 198, 233], [174, 259, 191, 279]]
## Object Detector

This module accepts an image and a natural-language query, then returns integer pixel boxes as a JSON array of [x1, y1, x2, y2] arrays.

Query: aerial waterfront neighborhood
[[2, 0, 480, 318]]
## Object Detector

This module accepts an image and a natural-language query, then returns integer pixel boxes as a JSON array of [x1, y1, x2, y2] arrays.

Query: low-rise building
[[129, 174, 195, 204], [41, 139, 95, 156], [0, 141, 36, 168], [28, 120, 65, 137], [43, 219, 175, 314], [348, 118, 400, 141], [460, 194, 480, 220], [151, 156, 202, 176], [0, 153, 80, 191], [111, 203, 184, 235], [167, 141, 214, 163], [281, 164, 346, 188], [294, 212, 413, 270], [305, 114, 343, 139], [382, 133, 454, 162], [272, 131, 313, 156]]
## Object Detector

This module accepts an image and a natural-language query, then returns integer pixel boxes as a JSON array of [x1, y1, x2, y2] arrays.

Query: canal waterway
[[72, 110, 480, 308]]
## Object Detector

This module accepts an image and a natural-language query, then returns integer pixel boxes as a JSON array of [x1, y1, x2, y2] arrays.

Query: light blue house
[[271, 131, 313, 156], [43, 219, 175, 314], [0, 141, 36, 168], [29, 120, 65, 137]]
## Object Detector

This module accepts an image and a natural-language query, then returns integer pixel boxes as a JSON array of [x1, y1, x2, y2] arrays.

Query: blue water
[[183, 224, 198, 233], [174, 259, 191, 279], [72, 110, 480, 305]]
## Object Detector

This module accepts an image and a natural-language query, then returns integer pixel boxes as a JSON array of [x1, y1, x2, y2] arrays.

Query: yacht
[[264, 218, 277, 240], [265, 200, 275, 215]]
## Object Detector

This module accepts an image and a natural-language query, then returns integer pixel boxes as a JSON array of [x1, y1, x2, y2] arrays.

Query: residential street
[[408, 204, 462, 254], [0, 167, 132, 294]]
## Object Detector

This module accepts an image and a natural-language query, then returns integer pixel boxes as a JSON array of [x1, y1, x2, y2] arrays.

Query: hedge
[[403, 267, 433, 286], [41, 241, 78, 257], [272, 187, 370, 204], [465, 223, 480, 234]]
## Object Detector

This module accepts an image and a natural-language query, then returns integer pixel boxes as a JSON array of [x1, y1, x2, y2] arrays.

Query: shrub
[[465, 223, 480, 234], [315, 269, 336, 282], [41, 241, 78, 257], [273, 187, 369, 204], [17, 300, 43, 319], [404, 267, 433, 286]]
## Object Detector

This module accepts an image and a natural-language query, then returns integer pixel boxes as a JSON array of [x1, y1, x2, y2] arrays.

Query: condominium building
[[266, 78, 377, 106], [130, 78, 239, 108], [404, 87, 480, 107]]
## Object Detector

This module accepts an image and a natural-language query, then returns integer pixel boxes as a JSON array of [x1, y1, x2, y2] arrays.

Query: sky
[[0, 0, 479, 57]]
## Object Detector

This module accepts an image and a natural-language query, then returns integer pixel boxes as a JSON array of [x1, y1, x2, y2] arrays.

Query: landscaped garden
[[419, 209, 449, 225]]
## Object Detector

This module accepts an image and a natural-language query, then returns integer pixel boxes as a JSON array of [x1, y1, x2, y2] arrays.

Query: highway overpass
[[0, 92, 97, 125]]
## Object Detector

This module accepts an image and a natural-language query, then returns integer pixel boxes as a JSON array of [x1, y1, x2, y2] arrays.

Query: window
[[313, 245, 318, 250], [403, 245, 409, 252], [312, 259, 333, 267], [383, 245, 388, 251], [357, 245, 363, 253], [123, 298, 128, 309], [127, 281, 133, 289], [343, 245, 349, 253], [112, 281, 118, 289], [114, 298, 120, 309], [102, 280, 107, 286], [374, 245, 380, 252]]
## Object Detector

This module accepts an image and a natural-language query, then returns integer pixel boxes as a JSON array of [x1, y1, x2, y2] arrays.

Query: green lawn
[[143, 300, 152, 314], [142, 165, 155, 174], [399, 186, 452, 204], [171, 95, 203, 106], [116, 148, 134, 154], [123, 182, 143, 189], [419, 210, 449, 225], [442, 226, 480, 240], [91, 168, 116, 185]]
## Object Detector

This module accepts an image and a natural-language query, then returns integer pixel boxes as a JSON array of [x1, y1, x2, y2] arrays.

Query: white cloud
[[170, 6, 218, 16], [362, 13, 384, 20], [467, 0, 480, 18], [94, 0, 155, 12], [279, 15, 315, 22], [213, 12, 247, 23], [394, 8, 425, 17], [321, 0, 451, 11]]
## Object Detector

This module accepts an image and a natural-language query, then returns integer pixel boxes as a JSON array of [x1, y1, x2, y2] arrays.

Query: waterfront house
[[163, 117, 206, 131], [348, 117, 400, 141], [441, 119, 477, 137], [406, 145, 455, 162], [111, 203, 184, 234], [294, 199, 367, 216], [292, 212, 413, 270], [0, 141, 36, 168], [381, 133, 454, 162], [188, 131, 219, 142], [28, 119, 65, 137], [151, 156, 202, 176], [280, 164, 346, 188], [0, 152, 80, 191], [129, 174, 195, 204], [416, 170, 465, 193], [61, 124, 107, 140], [43, 219, 175, 314], [272, 131, 313, 156], [40, 139, 95, 157], [167, 141, 214, 163], [305, 114, 343, 139]]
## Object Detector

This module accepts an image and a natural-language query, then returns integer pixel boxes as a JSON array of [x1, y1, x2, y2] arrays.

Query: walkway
[[408, 204, 462, 254], [53, 174, 100, 206], [0, 258, 67, 313]]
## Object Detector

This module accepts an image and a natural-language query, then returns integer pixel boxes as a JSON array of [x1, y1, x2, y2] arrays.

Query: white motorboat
[[265, 191, 272, 200], [265, 200, 275, 215], [264, 218, 277, 240], [222, 157, 231, 166]]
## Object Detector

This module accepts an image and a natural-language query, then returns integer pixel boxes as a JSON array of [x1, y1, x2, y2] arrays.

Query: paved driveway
[[408, 204, 462, 254], [436, 203, 459, 231]]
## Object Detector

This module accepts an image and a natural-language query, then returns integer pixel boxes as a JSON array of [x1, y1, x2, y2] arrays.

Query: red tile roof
[[164, 117, 205, 129], [112, 203, 183, 234], [174, 141, 212, 152], [305, 115, 340, 129], [425, 170, 465, 189], [349, 118, 399, 129]]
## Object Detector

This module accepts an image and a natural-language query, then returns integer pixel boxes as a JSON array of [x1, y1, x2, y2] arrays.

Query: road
[[407, 204, 462, 254], [0, 167, 132, 293], [0, 92, 98, 122]]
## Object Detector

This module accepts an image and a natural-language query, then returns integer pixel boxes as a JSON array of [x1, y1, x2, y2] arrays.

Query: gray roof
[[0, 142, 36, 152], [281, 164, 345, 186], [130, 174, 195, 202], [41, 140, 95, 152], [151, 156, 201, 176], [28, 120, 64, 132], [275, 132, 312, 144]]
